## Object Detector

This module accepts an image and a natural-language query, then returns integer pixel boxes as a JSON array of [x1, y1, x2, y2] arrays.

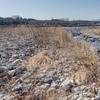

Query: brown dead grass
[[0, 25, 73, 47], [66, 41, 99, 83], [75, 67, 94, 83], [12, 89, 64, 100], [27, 50, 54, 70], [0, 25, 99, 82], [0, 25, 30, 34], [94, 29, 100, 35], [1, 25, 100, 99], [22, 25, 99, 83], [81, 27, 100, 36]]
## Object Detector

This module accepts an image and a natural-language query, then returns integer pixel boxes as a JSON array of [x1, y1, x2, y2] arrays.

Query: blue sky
[[0, 0, 100, 20]]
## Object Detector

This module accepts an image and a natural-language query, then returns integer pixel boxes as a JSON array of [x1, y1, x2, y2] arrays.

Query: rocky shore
[[0, 27, 100, 100]]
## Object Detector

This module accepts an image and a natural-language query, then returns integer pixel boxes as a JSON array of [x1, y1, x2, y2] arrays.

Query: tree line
[[0, 15, 98, 26]]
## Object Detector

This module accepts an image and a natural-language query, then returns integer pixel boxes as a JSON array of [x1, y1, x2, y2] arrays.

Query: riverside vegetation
[[0, 25, 100, 100]]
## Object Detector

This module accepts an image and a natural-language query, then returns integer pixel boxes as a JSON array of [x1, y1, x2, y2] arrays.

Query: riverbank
[[0, 26, 100, 100]]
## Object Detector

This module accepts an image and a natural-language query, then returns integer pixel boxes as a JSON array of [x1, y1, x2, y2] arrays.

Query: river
[[64, 27, 100, 51]]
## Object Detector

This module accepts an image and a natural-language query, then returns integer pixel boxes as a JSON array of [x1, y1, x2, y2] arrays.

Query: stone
[[60, 78, 65, 82], [0, 71, 8, 77], [61, 79, 72, 87], [48, 71, 57, 76], [74, 91, 80, 95], [34, 80, 40, 84], [2, 95, 10, 99], [77, 97, 83, 100], [44, 79, 52, 84], [63, 73, 69, 77], [0, 67, 5, 73], [51, 76, 60, 81], [43, 70, 46, 73], [12, 46, 19, 50], [82, 98, 90, 100], [75, 79, 82, 85], [91, 98, 97, 100], [37, 74, 46, 79], [6, 66, 17, 70], [2, 54, 10, 58], [40, 84, 50, 89], [87, 93, 95, 98], [98, 90, 100, 96], [7, 95, 19, 100], [0, 94, 4, 98], [95, 96, 100, 100], [12, 54, 19, 59], [8, 58, 15, 63], [0, 89, 6, 94], [0, 49, 3, 52], [93, 83, 98, 87], [12, 84, 22, 92], [81, 85, 87, 90], [68, 95, 72, 99], [71, 95, 79, 100], [8, 70, 16, 77], [85, 87, 91, 92], [61, 83, 71, 91], [15, 78, 23, 83], [67, 61, 71, 64], [12, 59, 22, 65], [51, 81, 59, 89], [24, 83, 33, 88], [87, 71, 93, 75], [74, 87, 80, 91], [15, 68, 22, 75]]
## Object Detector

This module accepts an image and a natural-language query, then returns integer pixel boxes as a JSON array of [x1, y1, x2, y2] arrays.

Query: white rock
[[93, 83, 98, 87], [51, 81, 59, 89], [61, 79, 72, 86], [98, 90, 100, 96], [82, 97, 90, 100], [2, 95, 10, 99], [77, 97, 83, 100], [71, 95, 79, 100], [40, 84, 50, 89], [75, 79, 82, 85], [12, 84, 22, 92], [48, 71, 57, 76], [0, 94, 4, 98], [37, 74, 46, 79], [60, 78, 65, 82], [12, 59, 22, 65], [81, 86, 87, 90], [12, 54, 19, 59]]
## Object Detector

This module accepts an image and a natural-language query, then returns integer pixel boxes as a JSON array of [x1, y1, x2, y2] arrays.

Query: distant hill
[[90, 19, 100, 21]]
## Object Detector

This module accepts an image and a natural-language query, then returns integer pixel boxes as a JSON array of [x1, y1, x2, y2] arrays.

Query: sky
[[0, 0, 100, 20]]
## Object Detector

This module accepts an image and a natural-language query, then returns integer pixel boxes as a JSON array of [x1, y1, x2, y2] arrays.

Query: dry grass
[[81, 27, 100, 36], [1, 25, 100, 99], [0, 25, 30, 34], [19, 25, 99, 83], [93, 29, 100, 35], [65, 40, 99, 83], [0, 25, 73, 47], [27, 50, 54, 70], [9, 88, 64, 100], [75, 67, 94, 83]]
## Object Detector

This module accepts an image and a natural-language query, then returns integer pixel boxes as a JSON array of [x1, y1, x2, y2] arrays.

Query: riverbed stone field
[[0, 27, 100, 100]]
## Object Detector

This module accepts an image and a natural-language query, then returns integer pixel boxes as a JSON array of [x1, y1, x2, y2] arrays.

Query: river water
[[64, 27, 100, 50]]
